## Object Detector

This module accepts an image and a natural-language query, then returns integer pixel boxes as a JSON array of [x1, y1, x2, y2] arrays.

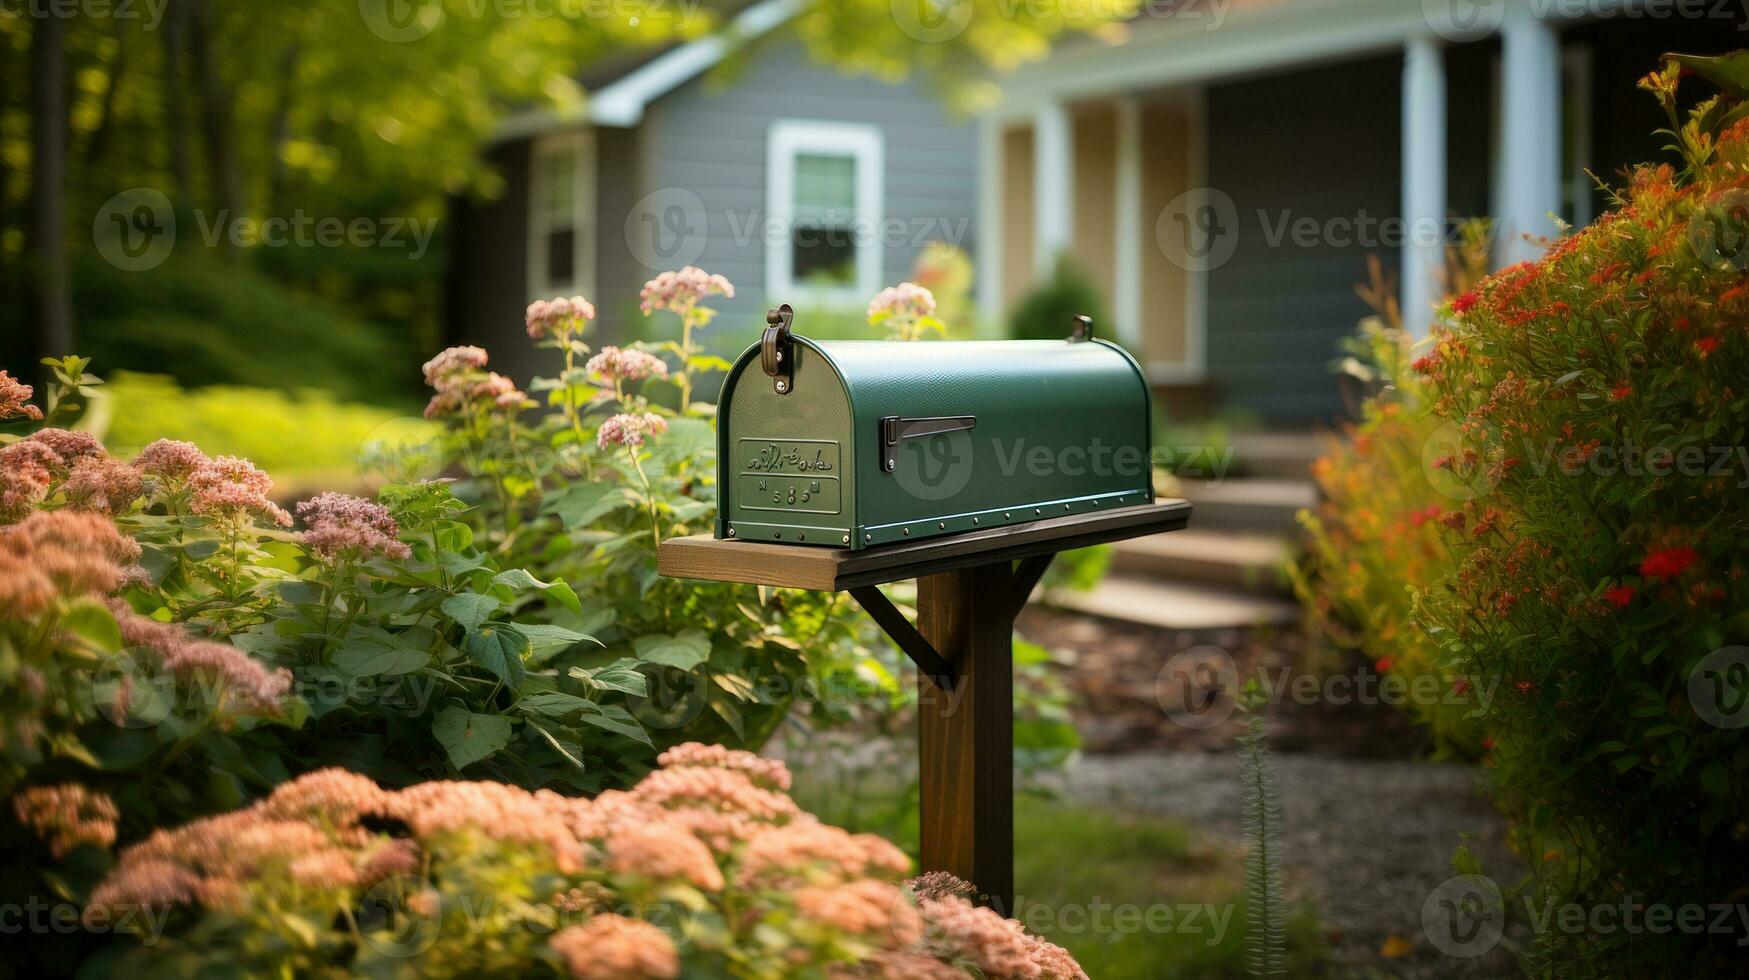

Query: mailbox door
[[717, 340, 858, 546]]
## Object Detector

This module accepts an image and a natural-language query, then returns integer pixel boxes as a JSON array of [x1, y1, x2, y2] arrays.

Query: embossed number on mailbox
[[736, 439, 841, 515]]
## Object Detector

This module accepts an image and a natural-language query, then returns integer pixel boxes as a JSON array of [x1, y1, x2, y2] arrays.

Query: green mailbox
[[715, 307, 1155, 550]]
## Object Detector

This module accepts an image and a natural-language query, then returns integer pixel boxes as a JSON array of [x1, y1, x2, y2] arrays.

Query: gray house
[[444, 0, 978, 384]]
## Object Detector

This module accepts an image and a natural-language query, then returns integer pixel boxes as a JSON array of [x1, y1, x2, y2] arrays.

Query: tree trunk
[[266, 43, 301, 213], [188, 0, 243, 231], [162, 0, 192, 202], [84, 26, 128, 167], [30, 12, 73, 362]]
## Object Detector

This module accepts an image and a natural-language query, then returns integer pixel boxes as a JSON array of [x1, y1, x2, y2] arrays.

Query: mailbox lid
[[814, 337, 1153, 544]]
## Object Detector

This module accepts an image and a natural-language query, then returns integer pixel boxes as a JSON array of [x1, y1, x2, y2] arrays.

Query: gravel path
[[1037, 751, 1525, 979]]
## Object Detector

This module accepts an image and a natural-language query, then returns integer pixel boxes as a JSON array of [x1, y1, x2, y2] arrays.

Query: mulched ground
[[1018, 606, 1527, 979]]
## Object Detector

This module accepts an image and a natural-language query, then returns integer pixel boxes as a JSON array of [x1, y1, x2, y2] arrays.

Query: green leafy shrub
[[1299, 60, 1749, 976], [97, 371, 402, 487], [1007, 255, 1109, 343]]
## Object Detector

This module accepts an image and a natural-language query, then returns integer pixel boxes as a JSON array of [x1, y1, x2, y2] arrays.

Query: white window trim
[[765, 119, 884, 309], [527, 129, 597, 302]]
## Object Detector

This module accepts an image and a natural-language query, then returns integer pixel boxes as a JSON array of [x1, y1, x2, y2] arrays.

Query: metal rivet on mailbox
[[902, 528, 910, 536], [938, 522, 945, 530]]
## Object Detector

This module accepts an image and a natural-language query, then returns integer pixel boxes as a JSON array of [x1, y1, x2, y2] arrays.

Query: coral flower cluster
[[0, 510, 142, 619], [866, 282, 937, 323], [12, 784, 120, 858], [188, 455, 293, 528], [85, 743, 1085, 979]]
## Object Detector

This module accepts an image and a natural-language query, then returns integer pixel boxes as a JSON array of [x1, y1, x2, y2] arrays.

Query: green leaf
[[544, 482, 632, 529], [464, 624, 529, 689], [1667, 51, 1749, 96], [62, 597, 121, 653], [333, 641, 431, 677], [526, 719, 586, 771], [432, 707, 512, 769], [575, 701, 652, 746], [441, 593, 500, 631], [493, 568, 582, 613], [634, 630, 712, 671], [518, 623, 597, 658], [518, 691, 594, 718], [648, 417, 714, 467], [570, 657, 649, 697]]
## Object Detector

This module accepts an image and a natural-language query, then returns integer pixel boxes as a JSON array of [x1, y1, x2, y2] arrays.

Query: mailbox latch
[[880, 415, 977, 473], [762, 304, 794, 394]]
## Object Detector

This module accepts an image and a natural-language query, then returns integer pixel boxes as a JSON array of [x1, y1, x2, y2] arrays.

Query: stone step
[[1049, 574, 1302, 631], [1225, 430, 1326, 481], [1109, 528, 1294, 595], [1175, 477, 1318, 533]]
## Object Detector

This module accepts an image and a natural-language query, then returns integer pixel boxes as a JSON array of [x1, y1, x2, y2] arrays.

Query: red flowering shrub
[[86, 743, 1084, 979], [1303, 60, 1749, 976]]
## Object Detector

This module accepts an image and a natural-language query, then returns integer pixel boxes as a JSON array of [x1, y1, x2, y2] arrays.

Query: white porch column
[[976, 117, 1003, 337], [1113, 97, 1143, 350], [1033, 100, 1073, 279], [1496, 10, 1562, 267], [1401, 36, 1447, 337]]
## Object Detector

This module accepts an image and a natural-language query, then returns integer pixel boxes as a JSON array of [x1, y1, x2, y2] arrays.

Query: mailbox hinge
[[762, 304, 794, 395], [879, 415, 977, 474]]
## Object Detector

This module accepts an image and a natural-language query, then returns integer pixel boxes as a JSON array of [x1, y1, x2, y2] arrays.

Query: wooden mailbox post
[[658, 498, 1192, 912]]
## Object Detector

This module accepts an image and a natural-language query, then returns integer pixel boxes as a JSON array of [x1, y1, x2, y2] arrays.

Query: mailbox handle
[[762, 304, 794, 394], [1070, 314, 1093, 342], [880, 415, 977, 474]]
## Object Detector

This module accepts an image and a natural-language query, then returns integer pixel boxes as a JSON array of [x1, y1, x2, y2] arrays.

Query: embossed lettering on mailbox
[[736, 438, 841, 515]]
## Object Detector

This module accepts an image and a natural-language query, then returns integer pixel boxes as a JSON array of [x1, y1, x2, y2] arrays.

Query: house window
[[766, 121, 884, 306], [528, 131, 595, 300]]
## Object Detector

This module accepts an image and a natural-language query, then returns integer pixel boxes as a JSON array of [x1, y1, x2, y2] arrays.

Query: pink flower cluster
[[639, 267, 734, 317], [108, 599, 293, 712], [295, 492, 411, 562], [551, 915, 680, 980], [597, 412, 668, 450], [63, 456, 144, 515], [867, 282, 937, 323], [420, 346, 528, 418], [12, 784, 120, 858], [86, 744, 1086, 979], [526, 295, 597, 339], [189, 455, 293, 528], [0, 510, 142, 620], [133, 438, 209, 488], [0, 369, 42, 420], [586, 346, 670, 384]]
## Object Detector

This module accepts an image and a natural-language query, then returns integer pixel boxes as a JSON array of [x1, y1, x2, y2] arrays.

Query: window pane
[[792, 223, 856, 286], [547, 228, 575, 287], [793, 153, 856, 220], [545, 151, 575, 220]]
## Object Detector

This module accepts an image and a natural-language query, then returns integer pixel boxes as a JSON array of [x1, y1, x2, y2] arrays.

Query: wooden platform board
[[657, 499, 1194, 591]]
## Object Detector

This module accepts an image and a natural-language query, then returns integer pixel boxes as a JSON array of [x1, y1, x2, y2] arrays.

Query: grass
[[789, 764, 1334, 979]]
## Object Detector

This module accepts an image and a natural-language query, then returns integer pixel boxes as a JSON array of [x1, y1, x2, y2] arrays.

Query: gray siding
[[634, 39, 977, 357], [446, 139, 538, 382], [1205, 56, 1401, 424]]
